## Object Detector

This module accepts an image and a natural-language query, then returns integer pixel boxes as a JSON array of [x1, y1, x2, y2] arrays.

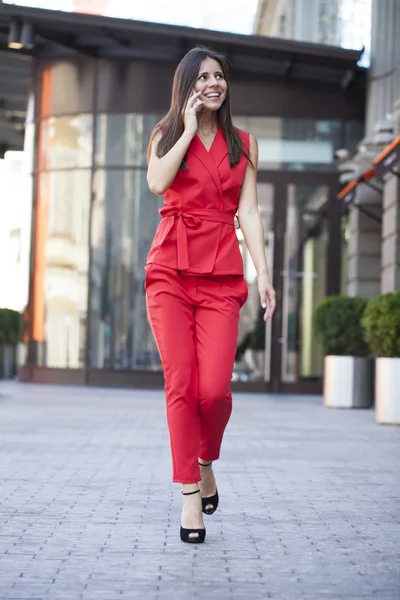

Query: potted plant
[[362, 291, 400, 425], [313, 295, 373, 408], [0, 308, 23, 379]]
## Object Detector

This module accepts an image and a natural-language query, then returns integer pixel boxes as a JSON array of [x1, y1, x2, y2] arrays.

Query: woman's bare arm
[[147, 91, 203, 195], [147, 129, 195, 195]]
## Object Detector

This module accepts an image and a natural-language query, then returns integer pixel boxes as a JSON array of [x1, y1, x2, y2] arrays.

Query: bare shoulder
[[235, 127, 250, 142], [249, 134, 258, 150], [235, 128, 254, 155]]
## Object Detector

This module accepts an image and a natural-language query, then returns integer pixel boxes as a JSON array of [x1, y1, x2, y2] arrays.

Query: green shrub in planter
[[0, 308, 24, 346], [313, 295, 370, 356], [361, 291, 400, 358]]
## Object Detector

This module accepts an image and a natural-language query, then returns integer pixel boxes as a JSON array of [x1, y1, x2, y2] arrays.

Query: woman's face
[[193, 57, 227, 112]]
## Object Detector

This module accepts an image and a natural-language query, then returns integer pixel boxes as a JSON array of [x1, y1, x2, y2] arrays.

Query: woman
[[145, 46, 275, 544]]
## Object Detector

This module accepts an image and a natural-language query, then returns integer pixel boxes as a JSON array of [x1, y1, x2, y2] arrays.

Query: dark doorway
[[234, 171, 340, 394]]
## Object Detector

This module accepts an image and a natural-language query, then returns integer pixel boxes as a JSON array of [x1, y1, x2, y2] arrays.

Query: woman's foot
[[181, 485, 205, 542], [198, 460, 219, 514]]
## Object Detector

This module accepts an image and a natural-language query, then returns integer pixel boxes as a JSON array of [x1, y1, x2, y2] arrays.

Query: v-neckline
[[195, 128, 220, 153]]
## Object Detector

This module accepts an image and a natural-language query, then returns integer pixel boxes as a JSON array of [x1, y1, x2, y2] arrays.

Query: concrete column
[[344, 0, 400, 299], [347, 200, 382, 298], [343, 147, 383, 299], [366, 0, 400, 137], [381, 97, 400, 292]]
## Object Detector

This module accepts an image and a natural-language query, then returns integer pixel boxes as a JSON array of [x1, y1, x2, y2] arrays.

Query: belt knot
[[158, 206, 235, 270]]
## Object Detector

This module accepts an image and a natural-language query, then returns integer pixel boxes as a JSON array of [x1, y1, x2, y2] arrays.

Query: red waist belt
[[159, 207, 235, 271]]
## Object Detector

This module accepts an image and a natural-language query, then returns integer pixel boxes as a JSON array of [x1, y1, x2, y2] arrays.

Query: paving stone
[[0, 382, 399, 600]]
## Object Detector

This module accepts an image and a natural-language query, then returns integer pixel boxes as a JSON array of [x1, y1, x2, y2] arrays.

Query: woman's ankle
[[182, 483, 199, 494]]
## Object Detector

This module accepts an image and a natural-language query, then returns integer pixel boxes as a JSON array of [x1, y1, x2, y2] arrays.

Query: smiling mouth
[[204, 92, 222, 99]]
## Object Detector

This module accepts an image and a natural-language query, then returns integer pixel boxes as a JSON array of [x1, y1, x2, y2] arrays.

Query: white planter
[[324, 355, 374, 409], [375, 357, 400, 425]]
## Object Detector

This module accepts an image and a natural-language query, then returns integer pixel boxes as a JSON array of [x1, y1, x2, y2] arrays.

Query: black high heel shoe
[[180, 489, 206, 544], [198, 461, 219, 515]]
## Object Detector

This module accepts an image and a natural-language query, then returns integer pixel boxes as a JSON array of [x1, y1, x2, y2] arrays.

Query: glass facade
[[89, 167, 161, 370], [281, 184, 329, 382], [231, 117, 363, 384], [234, 183, 274, 382], [35, 168, 91, 367], [40, 115, 93, 170], [27, 56, 365, 391], [94, 114, 159, 168], [89, 113, 163, 369], [30, 59, 163, 370], [234, 117, 344, 171]]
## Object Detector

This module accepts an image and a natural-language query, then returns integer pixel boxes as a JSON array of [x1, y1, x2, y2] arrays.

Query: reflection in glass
[[341, 215, 350, 295], [90, 168, 162, 369], [95, 114, 161, 167], [234, 117, 341, 170], [234, 183, 274, 382], [345, 120, 365, 155], [39, 59, 95, 118], [41, 115, 93, 170], [281, 184, 328, 382], [40, 170, 91, 368]]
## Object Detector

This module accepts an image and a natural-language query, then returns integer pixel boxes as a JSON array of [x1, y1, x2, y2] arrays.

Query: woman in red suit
[[146, 47, 276, 544]]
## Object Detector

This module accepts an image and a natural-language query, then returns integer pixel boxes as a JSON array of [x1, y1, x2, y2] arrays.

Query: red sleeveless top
[[146, 128, 250, 275]]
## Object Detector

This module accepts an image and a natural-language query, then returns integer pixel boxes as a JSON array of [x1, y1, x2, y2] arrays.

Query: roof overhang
[[0, 3, 367, 152], [0, 3, 366, 67], [338, 135, 400, 208], [373, 135, 400, 178], [337, 167, 377, 203], [337, 166, 384, 224]]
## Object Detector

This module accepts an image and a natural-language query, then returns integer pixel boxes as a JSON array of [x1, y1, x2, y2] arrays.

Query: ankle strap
[[182, 489, 200, 496], [198, 461, 212, 467]]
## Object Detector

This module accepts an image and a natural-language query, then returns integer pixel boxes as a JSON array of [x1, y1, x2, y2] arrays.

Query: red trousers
[[145, 264, 248, 483]]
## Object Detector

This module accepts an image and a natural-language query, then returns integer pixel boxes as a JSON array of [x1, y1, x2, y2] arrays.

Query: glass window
[[95, 114, 161, 167], [281, 184, 328, 382], [40, 115, 93, 170], [96, 60, 172, 114], [35, 170, 91, 368], [89, 168, 162, 370], [345, 120, 365, 155], [234, 116, 341, 170], [234, 182, 274, 382], [39, 59, 95, 118]]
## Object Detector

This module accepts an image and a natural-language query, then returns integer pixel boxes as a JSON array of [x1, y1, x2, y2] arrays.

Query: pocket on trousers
[[225, 275, 248, 308]]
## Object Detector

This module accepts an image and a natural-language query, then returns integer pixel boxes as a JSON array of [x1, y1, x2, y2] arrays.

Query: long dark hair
[[147, 46, 251, 168]]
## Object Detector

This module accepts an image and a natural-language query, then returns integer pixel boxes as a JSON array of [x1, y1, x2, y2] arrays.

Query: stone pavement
[[0, 382, 399, 600]]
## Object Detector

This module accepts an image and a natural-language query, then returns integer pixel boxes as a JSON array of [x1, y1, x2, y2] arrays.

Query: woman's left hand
[[258, 272, 276, 321]]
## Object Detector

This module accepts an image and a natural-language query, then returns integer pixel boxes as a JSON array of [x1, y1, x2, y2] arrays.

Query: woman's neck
[[197, 111, 218, 135]]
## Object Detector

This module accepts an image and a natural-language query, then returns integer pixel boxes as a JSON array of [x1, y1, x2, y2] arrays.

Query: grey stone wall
[[366, 0, 400, 136], [381, 98, 400, 292], [347, 201, 382, 298], [347, 0, 400, 297]]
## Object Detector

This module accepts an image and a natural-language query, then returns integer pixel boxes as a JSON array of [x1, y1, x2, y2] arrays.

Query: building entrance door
[[233, 171, 341, 395]]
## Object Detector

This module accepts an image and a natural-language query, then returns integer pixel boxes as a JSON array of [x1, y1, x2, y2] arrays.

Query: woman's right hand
[[183, 91, 204, 136]]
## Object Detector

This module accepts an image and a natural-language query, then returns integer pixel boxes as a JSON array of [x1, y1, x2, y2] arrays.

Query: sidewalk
[[0, 382, 399, 600]]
